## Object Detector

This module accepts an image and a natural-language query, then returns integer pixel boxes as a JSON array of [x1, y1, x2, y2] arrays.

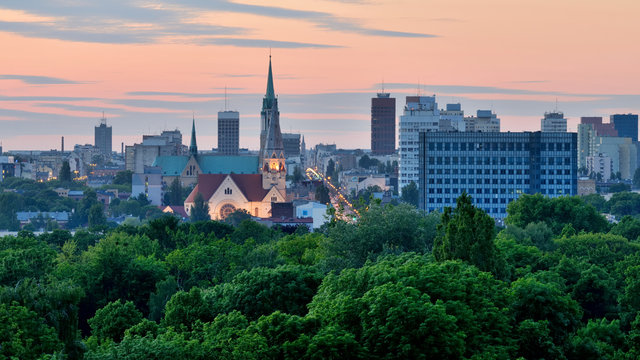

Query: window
[[224, 187, 233, 195]]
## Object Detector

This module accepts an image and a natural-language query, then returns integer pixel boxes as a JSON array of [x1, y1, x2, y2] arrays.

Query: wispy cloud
[[0, 0, 438, 45], [0, 74, 84, 85], [194, 37, 342, 48]]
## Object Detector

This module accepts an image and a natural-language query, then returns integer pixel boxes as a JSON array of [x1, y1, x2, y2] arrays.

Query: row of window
[[426, 156, 572, 166], [426, 141, 573, 152]]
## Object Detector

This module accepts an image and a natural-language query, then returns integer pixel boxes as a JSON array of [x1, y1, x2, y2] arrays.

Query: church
[[184, 57, 288, 220]]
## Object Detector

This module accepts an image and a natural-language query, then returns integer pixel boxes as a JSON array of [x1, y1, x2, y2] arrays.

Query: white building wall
[[398, 96, 439, 192]]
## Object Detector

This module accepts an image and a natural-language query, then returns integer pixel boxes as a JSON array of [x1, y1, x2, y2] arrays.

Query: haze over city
[[1, 0, 639, 151]]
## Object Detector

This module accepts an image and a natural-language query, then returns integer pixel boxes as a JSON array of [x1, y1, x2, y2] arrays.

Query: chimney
[[61, 136, 64, 152]]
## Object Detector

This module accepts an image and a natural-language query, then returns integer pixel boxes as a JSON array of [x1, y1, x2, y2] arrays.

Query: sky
[[0, 0, 639, 152]]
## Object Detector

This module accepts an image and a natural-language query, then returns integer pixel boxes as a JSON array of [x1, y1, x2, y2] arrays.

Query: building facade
[[439, 103, 465, 132], [418, 131, 577, 219], [125, 130, 184, 173], [611, 114, 639, 142], [464, 110, 500, 132], [282, 133, 301, 158], [94, 116, 112, 157], [398, 95, 440, 191], [218, 111, 240, 155], [594, 136, 637, 179], [581, 117, 617, 137], [541, 111, 567, 132], [371, 92, 396, 155], [585, 155, 612, 181]]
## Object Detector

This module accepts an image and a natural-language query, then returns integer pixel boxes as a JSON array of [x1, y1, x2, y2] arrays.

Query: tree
[[163, 287, 213, 331], [190, 192, 210, 222], [400, 181, 419, 207], [292, 166, 304, 183], [113, 170, 133, 186], [88, 300, 143, 343], [224, 209, 252, 227], [433, 192, 500, 274], [315, 184, 330, 205], [0, 302, 62, 359], [611, 215, 640, 241], [325, 159, 335, 179], [166, 178, 183, 206], [634, 168, 640, 189], [204, 265, 323, 321], [510, 273, 582, 344], [60, 160, 72, 182], [506, 194, 609, 234], [88, 203, 106, 228]]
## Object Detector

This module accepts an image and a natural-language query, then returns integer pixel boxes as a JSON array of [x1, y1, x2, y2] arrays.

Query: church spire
[[189, 115, 198, 156], [266, 55, 275, 101]]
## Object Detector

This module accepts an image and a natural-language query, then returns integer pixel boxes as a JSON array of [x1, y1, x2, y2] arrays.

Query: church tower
[[260, 56, 286, 191], [189, 116, 198, 157]]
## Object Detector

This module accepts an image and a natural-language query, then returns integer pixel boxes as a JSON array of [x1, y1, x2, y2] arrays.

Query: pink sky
[[0, 0, 639, 151]]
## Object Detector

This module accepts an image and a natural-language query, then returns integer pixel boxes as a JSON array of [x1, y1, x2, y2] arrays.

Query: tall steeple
[[259, 56, 286, 191], [265, 55, 275, 105], [260, 55, 280, 159], [189, 115, 198, 156]]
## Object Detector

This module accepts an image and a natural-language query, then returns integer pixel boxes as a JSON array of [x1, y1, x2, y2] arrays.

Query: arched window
[[224, 187, 232, 195], [219, 203, 236, 219]]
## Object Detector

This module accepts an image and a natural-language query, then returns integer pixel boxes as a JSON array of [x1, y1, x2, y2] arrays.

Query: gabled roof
[[185, 173, 269, 203], [153, 156, 189, 176], [154, 155, 259, 177], [198, 155, 259, 174]]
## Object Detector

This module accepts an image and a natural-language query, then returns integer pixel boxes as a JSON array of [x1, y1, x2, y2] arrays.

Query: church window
[[219, 203, 236, 219], [224, 187, 232, 195], [271, 196, 277, 202], [255, 207, 259, 216]]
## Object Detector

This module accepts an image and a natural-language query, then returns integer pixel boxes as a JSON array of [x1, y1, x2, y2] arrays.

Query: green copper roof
[[153, 155, 259, 176], [266, 56, 275, 100], [189, 117, 198, 156], [198, 155, 259, 174], [153, 156, 189, 176]]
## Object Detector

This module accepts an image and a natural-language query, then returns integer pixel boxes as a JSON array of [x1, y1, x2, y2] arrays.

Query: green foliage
[[433, 193, 501, 274], [205, 265, 322, 320], [400, 181, 419, 207], [88, 203, 107, 229], [0, 234, 56, 286], [315, 184, 330, 204], [506, 194, 609, 234], [322, 203, 438, 269], [607, 192, 640, 217], [0, 302, 62, 359], [59, 161, 72, 183], [189, 192, 210, 222], [610, 215, 640, 241], [634, 168, 640, 189], [4, 197, 640, 358], [224, 208, 252, 227], [165, 178, 182, 206], [88, 300, 142, 343], [112, 170, 133, 187], [510, 273, 582, 343]]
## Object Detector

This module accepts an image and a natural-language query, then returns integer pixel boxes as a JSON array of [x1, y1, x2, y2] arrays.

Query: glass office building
[[418, 131, 577, 219]]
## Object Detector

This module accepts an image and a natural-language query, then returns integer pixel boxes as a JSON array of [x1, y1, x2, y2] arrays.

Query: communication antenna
[[555, 98, 559, 112], [100, 111, 107, 125], [224, 85, 228, 111]]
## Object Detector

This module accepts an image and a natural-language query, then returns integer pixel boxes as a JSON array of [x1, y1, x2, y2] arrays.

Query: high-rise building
[[125, 130, 184, 173], [611, 114, 639, 142], [94, 114, 112, 157], [282, 133, 301, 158], [439, 103, 465, 132], [577, 123, 596, 170], [464, 110, 500, 132], [418, 131, 577, 219], [581, 117, 617, 137], [594, 136, 637, 179], [398, 95, 440, 191], [541, 111, 567, 132], [371, 92, 396, 155], [218, 111, 240, 155]]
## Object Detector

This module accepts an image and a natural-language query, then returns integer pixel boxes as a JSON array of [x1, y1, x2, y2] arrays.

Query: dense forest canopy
[[3, 194, 640, 359]]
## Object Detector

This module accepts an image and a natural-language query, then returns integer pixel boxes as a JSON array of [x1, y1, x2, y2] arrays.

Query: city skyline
[[1, 0, 639, 151]]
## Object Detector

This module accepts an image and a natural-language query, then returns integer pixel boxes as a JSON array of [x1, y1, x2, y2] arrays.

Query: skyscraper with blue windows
[[611, 114, 638, 142], [418, 131, 577, 219]]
